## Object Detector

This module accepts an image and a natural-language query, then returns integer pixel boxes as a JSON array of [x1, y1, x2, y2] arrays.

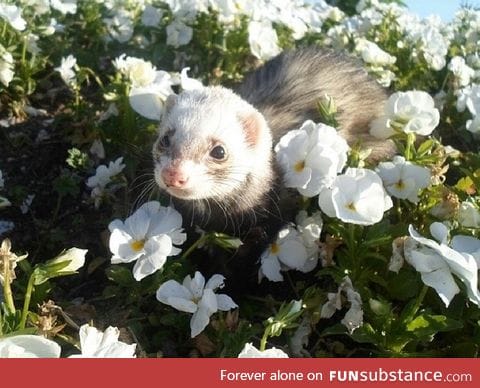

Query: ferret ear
[[239, 111, 269, 148], [165, 94, 178, 113]]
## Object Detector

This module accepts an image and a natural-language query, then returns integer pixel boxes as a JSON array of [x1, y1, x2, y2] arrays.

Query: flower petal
[[156, 280, 193, 305]]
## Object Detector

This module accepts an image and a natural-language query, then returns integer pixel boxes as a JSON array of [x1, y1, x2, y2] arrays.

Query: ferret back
[[236, 47, 392, 158]]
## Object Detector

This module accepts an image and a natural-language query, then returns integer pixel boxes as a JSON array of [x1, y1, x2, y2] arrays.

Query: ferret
[[152, 48, 391, 238]]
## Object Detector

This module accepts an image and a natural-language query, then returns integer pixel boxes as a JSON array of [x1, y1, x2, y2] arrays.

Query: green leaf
[[105, 265, 135, 287], [369, 298, 391, 316], [406, 314, 463, 339], [350, 323, 382, 345]]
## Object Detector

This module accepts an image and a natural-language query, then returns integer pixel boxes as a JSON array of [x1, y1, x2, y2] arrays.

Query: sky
[[403, 0, 479, 21]]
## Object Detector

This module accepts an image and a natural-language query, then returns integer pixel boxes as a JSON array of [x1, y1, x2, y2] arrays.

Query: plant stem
[[179, 234, 208, 261], [409, 285, 428, 320], [259, 330, 269, 351], [404, 133, 416, 161], [19, 274, 35, 329], [2, 262, 16, 315]]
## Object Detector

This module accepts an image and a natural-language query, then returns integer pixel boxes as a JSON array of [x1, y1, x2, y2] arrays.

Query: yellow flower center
[[270, 242, 280, 255], [130, 239, 145, 252], [395, 179, 405, 190], [294, 160, 305, 172], [346, 202, 356, 211]]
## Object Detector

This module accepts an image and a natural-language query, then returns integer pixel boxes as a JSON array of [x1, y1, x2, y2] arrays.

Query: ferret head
[[152, 86, 274, 212]]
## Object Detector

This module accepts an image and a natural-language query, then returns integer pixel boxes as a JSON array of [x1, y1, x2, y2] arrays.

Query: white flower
[[458, 201, 480, 228], [47, 247, 86, 274], [113, 56, 176, 120], [456, 84, 480, 115], [179, 67, 203, 91], [448, 56, 475, 87], [0, 335, 61, 358], [50, 0, 77, 15], [259, 226, 309, 282], [156, 271, 237, 338], [451, 235, 480, 267], [376, 156, 431, 203], [141, 4, 162, 26], [295, 210, 322, 271], [0, 220, 14, 236], [109, 201, 186, 281], [69, 324, 136, 358], [104, 9, 134, 43], [0, 4, 26, 31], [20, 194, 35, 214], [0, 44, 14, 87], [55, 55, 77, 87], [370, 91, 440, 139], [113, 55, 157, 88], [405, 223, 480, 307], [356, 38, 396, 66], [89, 139, 105, 159], [466, 115, 480, 134], [128, 72, 175, 120], [318, 168, 392, 225], [320, 276, 363, 334], [275, 120, 349, 197], [86, 157, 125, 200], [248, 20, 281, 61], [166, 20, 193, 47], [238, 343, 288, 358]]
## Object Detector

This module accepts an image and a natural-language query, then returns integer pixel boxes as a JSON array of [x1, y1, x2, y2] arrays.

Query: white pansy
[[259, 225, 309, 282], [50, 0, 77, 15], [318, 168, 392, 225], [0, 44, 14, 87], [356, 38, 396, 66], [55, 55, 77, 87], [141, 4, 162, 26], [458, 201, 480, 228], [238, 343, 289, 358], [0, 335, 61, 358], [451, 235, 480, 267], [405, 223, 480, 307], [113, 55, 157, 88], [166, 20, 193, 47], [179, 67, 203, 91], [89, 139, 105, 159], [376, 156, 431, 203], [275, 120, 349, 197], [456, 84, 480, 115], [156, 271, 237, 338], [448, 56, 475, 87], [20, 194, 35, 214], [104, 9, 134, 43], [295, 210, 322, 271], [109, 201, 186, 281], [320, 276, 363, 334], [128, 71, 175, 120], [248, 20, 281, 61], [86, 157, 125, 204], [370, 91, 440, 139], [47, 247, 86, 274], [0, 4, 26, 31], [0, 220, 14, 236], [69, 324, 136, 358], [466, 115, 480, 134]]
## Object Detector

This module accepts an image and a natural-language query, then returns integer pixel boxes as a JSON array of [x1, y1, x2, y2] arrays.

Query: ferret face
[[152, 87, 273, 204]]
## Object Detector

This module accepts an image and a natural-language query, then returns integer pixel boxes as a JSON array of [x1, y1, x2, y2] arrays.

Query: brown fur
[[236, 47, 393, 158]]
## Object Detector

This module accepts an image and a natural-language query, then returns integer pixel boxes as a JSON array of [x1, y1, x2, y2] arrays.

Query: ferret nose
[[161, 167, 189, 188]]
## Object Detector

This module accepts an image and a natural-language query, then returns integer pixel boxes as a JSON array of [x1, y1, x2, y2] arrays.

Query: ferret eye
[[210, 145, 226, 160], [159, 135, 170, 149]]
